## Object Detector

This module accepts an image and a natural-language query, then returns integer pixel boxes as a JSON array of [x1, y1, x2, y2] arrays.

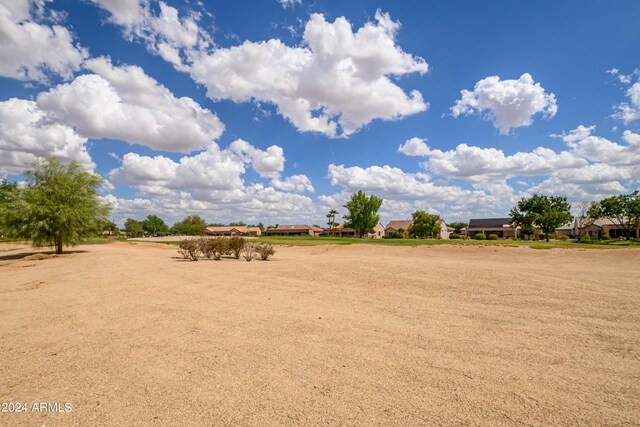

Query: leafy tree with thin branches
[[124, 218, 145, 237], [448, 221, 467, 233], [510, 194, 573, 242], [0, 179, 19, 237], [142, 215, 169, 235], [171, 215, 207, 235], [408, 211, 441, 238], [343, 191, 383, 238], [588, 191, 640, 240], [5, 158, 110, 254]]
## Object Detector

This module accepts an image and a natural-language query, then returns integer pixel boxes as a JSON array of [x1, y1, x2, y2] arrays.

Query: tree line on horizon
[[1, 158, 639, 254]]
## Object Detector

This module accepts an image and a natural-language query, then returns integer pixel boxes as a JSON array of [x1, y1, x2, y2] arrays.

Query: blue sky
[[1, 0, 639, 227]]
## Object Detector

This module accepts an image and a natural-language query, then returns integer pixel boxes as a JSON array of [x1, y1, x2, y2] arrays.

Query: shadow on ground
[[0, 250, 87, 262]]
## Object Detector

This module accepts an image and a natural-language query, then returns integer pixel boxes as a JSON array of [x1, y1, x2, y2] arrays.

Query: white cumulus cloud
[[0, 98, 94, 176], [397, 137, 431, 157], [616, 82, 640, 123], [0, 0, 88, 82], [110, 138, 301, 196], [451, 73, 558, 134], [36, 57, 224, 152], [94, 4, 429, 137], [90, 0, 210, 68], [271, 174, 314, 193]]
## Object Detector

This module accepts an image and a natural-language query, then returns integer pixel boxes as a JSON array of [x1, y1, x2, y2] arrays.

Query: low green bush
[[449, 232, 460, 239], [474, 233, 486, 240], [488, 234, 499, 240], [600, 234, 611, 241], [557, 235, 569, 241], [579, 234, 591, 242]]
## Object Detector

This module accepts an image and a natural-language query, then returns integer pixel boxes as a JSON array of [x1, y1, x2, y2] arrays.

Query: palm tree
[[326, 209, 338, 236]]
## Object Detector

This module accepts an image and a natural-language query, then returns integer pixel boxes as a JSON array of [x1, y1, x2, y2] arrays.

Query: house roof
[[385, 220, 413, 231], [575, 217, 629, 228], [467, 218, 514, 229], [556, 223, 574, 231], [206, 226, 247, 233], [265, 224, 323, 232]]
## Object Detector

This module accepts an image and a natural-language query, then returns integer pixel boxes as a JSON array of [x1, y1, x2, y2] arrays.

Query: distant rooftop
[[467, 218, 514, 229]]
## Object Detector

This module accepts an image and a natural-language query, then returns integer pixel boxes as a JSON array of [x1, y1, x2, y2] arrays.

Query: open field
[[255, 235, 640, 249], [94, 234, 640, 249], [0, 241, 639, 425]]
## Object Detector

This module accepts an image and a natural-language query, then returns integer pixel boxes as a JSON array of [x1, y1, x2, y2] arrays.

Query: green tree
[[5, 158, 110, 254], [510, 194, 573, 242], [408, 211, 441, 239], [142, 215, 169, 235], [326, 209, 338, 236], [343, 191, 383, 238], [124, 218, 144, 237], [448, 221, 468, 233], [171, 215, 207, 235], [0, 179, 19, 236], [588, 191, 640, 240]]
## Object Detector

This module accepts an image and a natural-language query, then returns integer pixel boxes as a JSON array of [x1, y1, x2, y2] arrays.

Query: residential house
[[324, 223, 385, 238], [367, 223, 385, 239], [555, 223, 575, 238], [323, 224, 357, 238], [385, 219, 449, 239], [573, 217, 639, 240], [385, 220, 413, 238], [464, 218, 519, 239], [205, 226, 262, 237], [263, 225, 323, 237]]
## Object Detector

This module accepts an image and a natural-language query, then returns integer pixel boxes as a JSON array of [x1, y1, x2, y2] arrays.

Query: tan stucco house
[[263, 225, 323, 237], [464, 218, 519, 239], [206, 226, 261, 236]]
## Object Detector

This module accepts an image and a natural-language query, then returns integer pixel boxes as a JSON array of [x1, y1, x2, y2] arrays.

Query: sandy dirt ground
[[0, 241, 638, 426]]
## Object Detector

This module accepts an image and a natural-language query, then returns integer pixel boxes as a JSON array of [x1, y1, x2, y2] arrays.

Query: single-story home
[[555, 223, 575, 238], [263, 225, 323, 237], [385, 220, 413, 238], [367, 223, 385, 239], [205, 226, 261, 236], [323, 224, 357, 238], [437, 219, 450, 240], [324, 223, 385, 238], [464, 218, 519, 239], [572, 217, 639, 240], [385, 219, 449, 239]]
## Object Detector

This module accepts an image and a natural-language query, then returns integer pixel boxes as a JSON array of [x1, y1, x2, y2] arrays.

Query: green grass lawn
[[3, 236, 639, 250], [255, 235, 640, 249]]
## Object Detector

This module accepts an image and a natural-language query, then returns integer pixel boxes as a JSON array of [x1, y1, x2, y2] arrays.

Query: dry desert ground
[[0, 241, 639, 426]]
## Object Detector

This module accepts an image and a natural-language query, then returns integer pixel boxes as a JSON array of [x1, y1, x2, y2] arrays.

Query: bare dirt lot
[[0, 242, 638, 426]]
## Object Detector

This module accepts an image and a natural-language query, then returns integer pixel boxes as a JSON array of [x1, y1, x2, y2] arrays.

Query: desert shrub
[[256, 243, 275, 260], [227, 236, 246, 259], [600, 234, 611, 241], [198, 237, 213, 259], [557, 235, 569, 241], [449, 232, 460, 239], [474, 233, 486, 240], [579, 234, 591, 242], [199, 237, 228, 260], [242, 243, 255, 261], [488, 234, 499, 240], [178, 238, 200, 261]]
